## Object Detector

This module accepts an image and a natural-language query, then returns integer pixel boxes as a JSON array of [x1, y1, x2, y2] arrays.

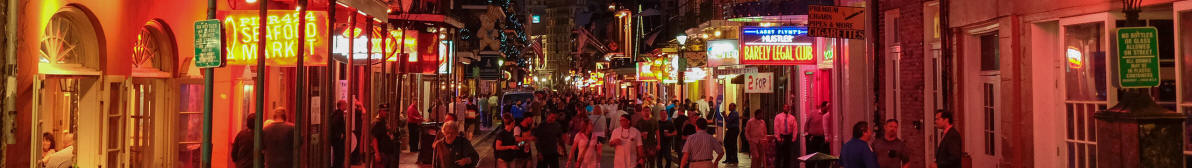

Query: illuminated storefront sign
[[1066, 47, 1083, 69], [707, 39, 739, 67], [817, 38, 836, 69], [438, 40, 454, 74], [333, 28, 418, 62], [740, 26, 815, 65], [636, 55, 703, 83], [222, 10, 328, 66], [636, 58, 671, 81]]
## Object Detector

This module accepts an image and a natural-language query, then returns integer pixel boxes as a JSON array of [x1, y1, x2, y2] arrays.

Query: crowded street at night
[[2, 0, 1192, 168]]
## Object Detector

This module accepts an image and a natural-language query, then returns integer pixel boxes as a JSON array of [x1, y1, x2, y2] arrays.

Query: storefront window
[[1179, 11, 1192, 163], [1064, 22, 1107, 101], [1063, 21, 1105, 168], [176, 84, 203, 168]]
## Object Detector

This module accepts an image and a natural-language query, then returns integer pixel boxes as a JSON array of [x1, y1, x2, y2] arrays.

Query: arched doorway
[[121, 19, 177, 167], [33, 4, 104, 168]]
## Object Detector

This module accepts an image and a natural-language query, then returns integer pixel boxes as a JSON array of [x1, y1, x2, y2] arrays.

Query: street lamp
[[676, 33, 688, 101]]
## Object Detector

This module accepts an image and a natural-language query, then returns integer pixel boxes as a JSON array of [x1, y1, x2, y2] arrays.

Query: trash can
[[417, 122, 443, 164]]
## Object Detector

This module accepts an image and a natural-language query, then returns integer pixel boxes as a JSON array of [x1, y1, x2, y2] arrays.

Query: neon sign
[[222, 10, 328, 66], [1066, 47, 1083, 69], [333, 28, 417, 62], [740, 26, 815, 65], [707, 39, 739, 66]]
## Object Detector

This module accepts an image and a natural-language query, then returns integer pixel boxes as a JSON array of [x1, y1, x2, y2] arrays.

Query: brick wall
[[879, 0, 928, 167]]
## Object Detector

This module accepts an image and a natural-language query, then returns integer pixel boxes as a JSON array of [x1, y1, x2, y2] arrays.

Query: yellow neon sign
[[222, 10, 328, 66]]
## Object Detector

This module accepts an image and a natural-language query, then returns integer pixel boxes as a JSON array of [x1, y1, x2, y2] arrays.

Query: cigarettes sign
[[808, 5, 865, 39]]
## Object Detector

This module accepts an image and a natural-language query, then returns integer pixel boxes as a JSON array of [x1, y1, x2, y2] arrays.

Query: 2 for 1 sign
[[745, 73, 773, 93]]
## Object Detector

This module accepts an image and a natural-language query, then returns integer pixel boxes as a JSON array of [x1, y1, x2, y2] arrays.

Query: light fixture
[[676, 34, 688, 45], [714, 31, 722, 37], [246, 0, 257, 3], [701, 34, 709, 39]]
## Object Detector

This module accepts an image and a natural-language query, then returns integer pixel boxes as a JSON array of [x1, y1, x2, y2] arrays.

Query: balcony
[[727, 0, 833, 22]]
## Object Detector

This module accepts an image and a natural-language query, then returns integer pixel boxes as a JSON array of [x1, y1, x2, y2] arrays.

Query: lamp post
[[676, 34, 687, 101]]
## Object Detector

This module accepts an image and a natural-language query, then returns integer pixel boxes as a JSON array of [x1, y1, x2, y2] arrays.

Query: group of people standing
[[838, 110, 963, 168]]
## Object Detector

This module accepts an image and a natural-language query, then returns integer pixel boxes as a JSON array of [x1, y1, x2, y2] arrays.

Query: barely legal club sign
[[739, 26, 815, 65]]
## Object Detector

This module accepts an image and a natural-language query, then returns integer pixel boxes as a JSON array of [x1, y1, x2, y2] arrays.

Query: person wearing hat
[[372, 104, 399, 167]]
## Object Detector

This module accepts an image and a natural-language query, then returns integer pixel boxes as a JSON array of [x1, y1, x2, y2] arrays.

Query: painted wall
[[10, 0, 223, 167]]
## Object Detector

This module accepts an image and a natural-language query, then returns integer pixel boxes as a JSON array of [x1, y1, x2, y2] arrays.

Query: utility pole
[[293, 0, 307, 167], [200, 0, 216, 167], [254, 0, 268, 167]]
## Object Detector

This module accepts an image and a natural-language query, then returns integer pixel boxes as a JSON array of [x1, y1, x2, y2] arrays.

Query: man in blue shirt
[[841, 121, 878, 168], [511, 100, 525, 119]]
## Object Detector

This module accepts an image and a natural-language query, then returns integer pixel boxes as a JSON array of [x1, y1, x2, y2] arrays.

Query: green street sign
[[1116, 27, 1161, 88], [194, 19, 223, 68]]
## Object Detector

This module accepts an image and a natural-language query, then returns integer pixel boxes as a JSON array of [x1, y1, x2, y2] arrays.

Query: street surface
[[395, 127, 754, 168]]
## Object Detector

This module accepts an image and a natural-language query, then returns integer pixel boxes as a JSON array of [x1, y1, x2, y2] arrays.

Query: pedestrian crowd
[[222, 90, 964, 168]]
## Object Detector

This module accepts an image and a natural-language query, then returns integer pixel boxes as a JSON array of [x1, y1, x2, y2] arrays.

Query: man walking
[[610, 115, 644, 168], [773, 105, 799, 168], [535, 112, 565, 168], [372, 104, 399, 167], [806, 102, 832, 154], [659, 109, 678, 168], [841, 121, 878, 168], [637, 108, 661, 168], [330, 101, 348, 168], [744, 110, 768, 168], [262, 108, 295, 168], [680, 119, 724, 168], [935, 110, 962, 168], [873, 119, 910, 168], [722, 103, 741, 164]]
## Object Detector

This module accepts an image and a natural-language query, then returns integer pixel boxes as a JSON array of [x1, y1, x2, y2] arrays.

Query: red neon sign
[[221, 10, 328, 66]]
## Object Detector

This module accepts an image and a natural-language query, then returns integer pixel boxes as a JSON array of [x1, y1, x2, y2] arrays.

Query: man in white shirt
[[44, 132, 75, 168], [609, 115, 643, 168], [773, 105, 799, 168], [695, 98, 710, 119]]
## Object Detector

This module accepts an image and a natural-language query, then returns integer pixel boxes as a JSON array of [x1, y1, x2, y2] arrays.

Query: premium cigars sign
[[808, 5, 865, 39], [739, 26, 815, 65]]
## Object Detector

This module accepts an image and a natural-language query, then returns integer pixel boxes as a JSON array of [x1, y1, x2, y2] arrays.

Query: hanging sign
[[1116, 27, 1160, 88], [808, 5, 866, 39], [194, 19, 224, 68], [707, 39, 739, 67], [221, 10, 329, 66], [745, 72, 773, 93], [739, 26, 816, 65]]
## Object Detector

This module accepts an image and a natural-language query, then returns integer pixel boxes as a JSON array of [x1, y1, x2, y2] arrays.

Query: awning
[[337, 0, 388, 21], [388, 14, 465, 28]]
